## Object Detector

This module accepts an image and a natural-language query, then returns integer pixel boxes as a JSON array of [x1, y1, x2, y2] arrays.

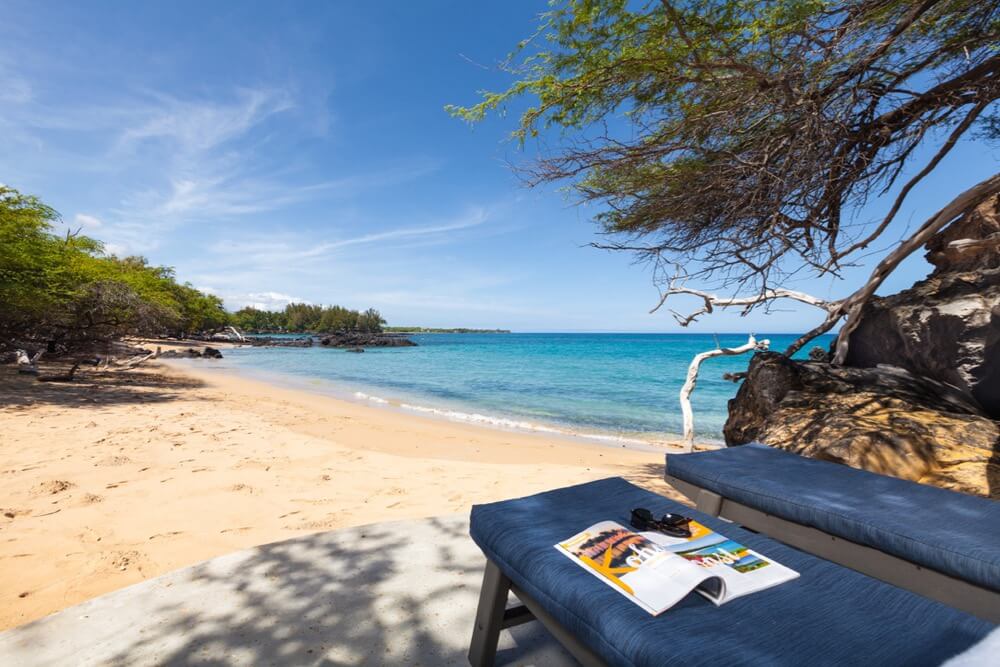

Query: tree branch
[[831, 172, 1000, 364], [652, 284, 835, 326], [679, 335, 769, 449]]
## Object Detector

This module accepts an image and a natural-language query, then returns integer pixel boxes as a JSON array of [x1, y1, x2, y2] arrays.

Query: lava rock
[[725, 352, 999, 499], [845, 195, 1000, 418], [319, 333, 416, 348]]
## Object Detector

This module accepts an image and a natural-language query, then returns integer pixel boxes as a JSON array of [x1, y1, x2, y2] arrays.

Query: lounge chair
[[664, 443, 1000, 622], [467, 448, 998, 666]]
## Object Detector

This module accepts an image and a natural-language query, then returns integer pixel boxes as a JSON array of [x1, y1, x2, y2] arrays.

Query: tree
[[450, 0, 1000, 360], [357, 308, 385, 333], [0, 185, 230, 350]]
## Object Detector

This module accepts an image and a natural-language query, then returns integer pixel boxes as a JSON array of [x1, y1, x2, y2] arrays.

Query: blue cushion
[[470, 478, 993, 667], [665, 444, 1000, 591]]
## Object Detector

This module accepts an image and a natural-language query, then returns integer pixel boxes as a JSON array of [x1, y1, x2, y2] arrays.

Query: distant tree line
[[231, 303, 385, 334], [0, 185, 383, 353], [382, 326, 510, 334]]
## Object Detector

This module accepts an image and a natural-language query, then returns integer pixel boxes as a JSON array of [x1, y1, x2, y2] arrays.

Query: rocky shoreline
[[209, 332, 418, 349]]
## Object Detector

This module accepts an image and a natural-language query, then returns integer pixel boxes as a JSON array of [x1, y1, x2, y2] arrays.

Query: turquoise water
[[216, 333, 830, 444]]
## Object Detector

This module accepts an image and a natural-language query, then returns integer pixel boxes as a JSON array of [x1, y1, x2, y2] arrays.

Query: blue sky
[[2, 2, 997, 332]]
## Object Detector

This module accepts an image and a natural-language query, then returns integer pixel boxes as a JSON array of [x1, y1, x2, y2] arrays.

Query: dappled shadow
[[752, 392, 1000, 498], [626, 461, 692, 506], [989, 435, 1000, 500], [0, 363, 206, 410], [1, 516, 576, 666]]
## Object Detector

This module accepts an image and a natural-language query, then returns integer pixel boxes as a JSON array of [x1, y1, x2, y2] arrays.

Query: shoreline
[[164, 355, 700, 453], [0, 355, 685, 630]]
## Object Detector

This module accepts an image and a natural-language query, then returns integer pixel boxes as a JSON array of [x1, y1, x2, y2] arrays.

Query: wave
[[353, 391, 389, 405], [353, 390, 661, 448]]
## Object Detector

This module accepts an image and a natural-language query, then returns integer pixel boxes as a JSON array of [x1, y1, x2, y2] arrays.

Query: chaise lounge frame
[[665, 474, 1000, 624], [468, 474, 1000, 667]]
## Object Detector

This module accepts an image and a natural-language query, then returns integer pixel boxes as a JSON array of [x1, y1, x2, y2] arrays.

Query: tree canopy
[[450, 0, 1000, 355], [1, 185, 389, 351], [231, 304, 385, 334], [0, 186, 229, 351]]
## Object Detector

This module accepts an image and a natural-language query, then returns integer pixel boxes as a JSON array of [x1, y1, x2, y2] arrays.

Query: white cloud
[[116, 88, 294, 154], [225, 291, 308, 311], [103, 242, 128, 256], [74, 213, 102, 228]]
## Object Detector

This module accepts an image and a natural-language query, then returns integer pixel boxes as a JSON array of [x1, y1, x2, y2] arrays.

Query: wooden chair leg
[[469, 559, 512, 667]]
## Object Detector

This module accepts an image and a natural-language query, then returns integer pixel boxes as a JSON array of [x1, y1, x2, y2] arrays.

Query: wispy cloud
[[308, 206, 488, 253], [116, 88, 293, 155], [204, 206, 490, 269]]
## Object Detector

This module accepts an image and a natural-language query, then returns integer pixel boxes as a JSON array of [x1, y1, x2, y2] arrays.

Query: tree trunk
[[679, 335, 768, 450]]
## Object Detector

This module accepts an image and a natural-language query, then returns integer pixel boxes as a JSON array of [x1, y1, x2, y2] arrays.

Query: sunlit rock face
[[725, 352, 999, 499], [845, 195, 1000, 419]]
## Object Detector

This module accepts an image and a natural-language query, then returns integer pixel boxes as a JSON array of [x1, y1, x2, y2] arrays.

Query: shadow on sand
[[0, 364, 206, 410], [0, 516, 575, 666]]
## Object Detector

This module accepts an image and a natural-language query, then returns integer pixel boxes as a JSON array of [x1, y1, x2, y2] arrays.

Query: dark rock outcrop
[[845, 195, 1000, 418], [159, 346, 223, 359], [243, 336, 313, 348], [319, 333, 416, 348], [725, 352, 999, 499]]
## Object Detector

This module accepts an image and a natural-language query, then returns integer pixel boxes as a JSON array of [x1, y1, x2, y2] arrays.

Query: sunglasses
[[630, 507, 693, 538]]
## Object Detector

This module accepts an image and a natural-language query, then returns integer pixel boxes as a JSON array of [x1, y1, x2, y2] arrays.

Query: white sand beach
[[0, 356, 684, 630]]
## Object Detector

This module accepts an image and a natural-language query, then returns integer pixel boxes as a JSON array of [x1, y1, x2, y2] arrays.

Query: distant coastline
[[382, 327, 511, 334]]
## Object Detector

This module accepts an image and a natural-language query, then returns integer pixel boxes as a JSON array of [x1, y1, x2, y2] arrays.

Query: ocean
[[212, 333, 831, 446]]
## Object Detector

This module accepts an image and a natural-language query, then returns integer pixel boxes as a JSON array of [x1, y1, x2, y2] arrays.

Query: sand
[[0, 347, 686, 630]]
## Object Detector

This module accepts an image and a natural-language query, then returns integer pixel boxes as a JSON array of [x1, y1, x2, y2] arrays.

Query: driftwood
[[112, 347, 160, 370], [679, 335, 769, 450], [15, 349, 42, 375], [37, 363, 81, 383]]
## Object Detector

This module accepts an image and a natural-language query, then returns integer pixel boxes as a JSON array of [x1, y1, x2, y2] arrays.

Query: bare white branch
[[652, 284, 835, 327], [679, 334, 769, 450]]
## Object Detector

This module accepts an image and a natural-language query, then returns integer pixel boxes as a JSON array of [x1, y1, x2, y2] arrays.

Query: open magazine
[[555, 519, 799, 615]]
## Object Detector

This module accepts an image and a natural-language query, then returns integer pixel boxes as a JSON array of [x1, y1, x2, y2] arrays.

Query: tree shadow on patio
[[2, 516, 575, 666]]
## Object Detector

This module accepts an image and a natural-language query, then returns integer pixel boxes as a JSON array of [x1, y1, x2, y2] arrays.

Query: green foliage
[[450, 0, 1000, 293], [1, 185, 387, 350], [231, 307, 287, 332], [230, 304, 384, 334], [0, 185, 230, 349]]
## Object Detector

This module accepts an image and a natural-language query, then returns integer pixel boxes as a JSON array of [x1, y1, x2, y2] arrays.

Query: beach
[[0, 354, 683, 630]]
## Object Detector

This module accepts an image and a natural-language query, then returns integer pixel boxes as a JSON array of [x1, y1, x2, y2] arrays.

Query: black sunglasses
[[630, 507, 692, 537]]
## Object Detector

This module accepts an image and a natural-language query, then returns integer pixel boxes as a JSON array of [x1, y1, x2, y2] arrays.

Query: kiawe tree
[[0, 185, 230, 352], [450, 0, 1000, 365]]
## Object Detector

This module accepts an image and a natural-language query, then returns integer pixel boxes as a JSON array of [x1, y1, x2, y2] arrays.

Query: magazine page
[[642, 520, 800, 603], [555, 521, 723, 615]]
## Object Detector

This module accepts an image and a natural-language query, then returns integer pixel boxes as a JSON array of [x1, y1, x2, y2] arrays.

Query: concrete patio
[[0, 516, 575, 666]]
